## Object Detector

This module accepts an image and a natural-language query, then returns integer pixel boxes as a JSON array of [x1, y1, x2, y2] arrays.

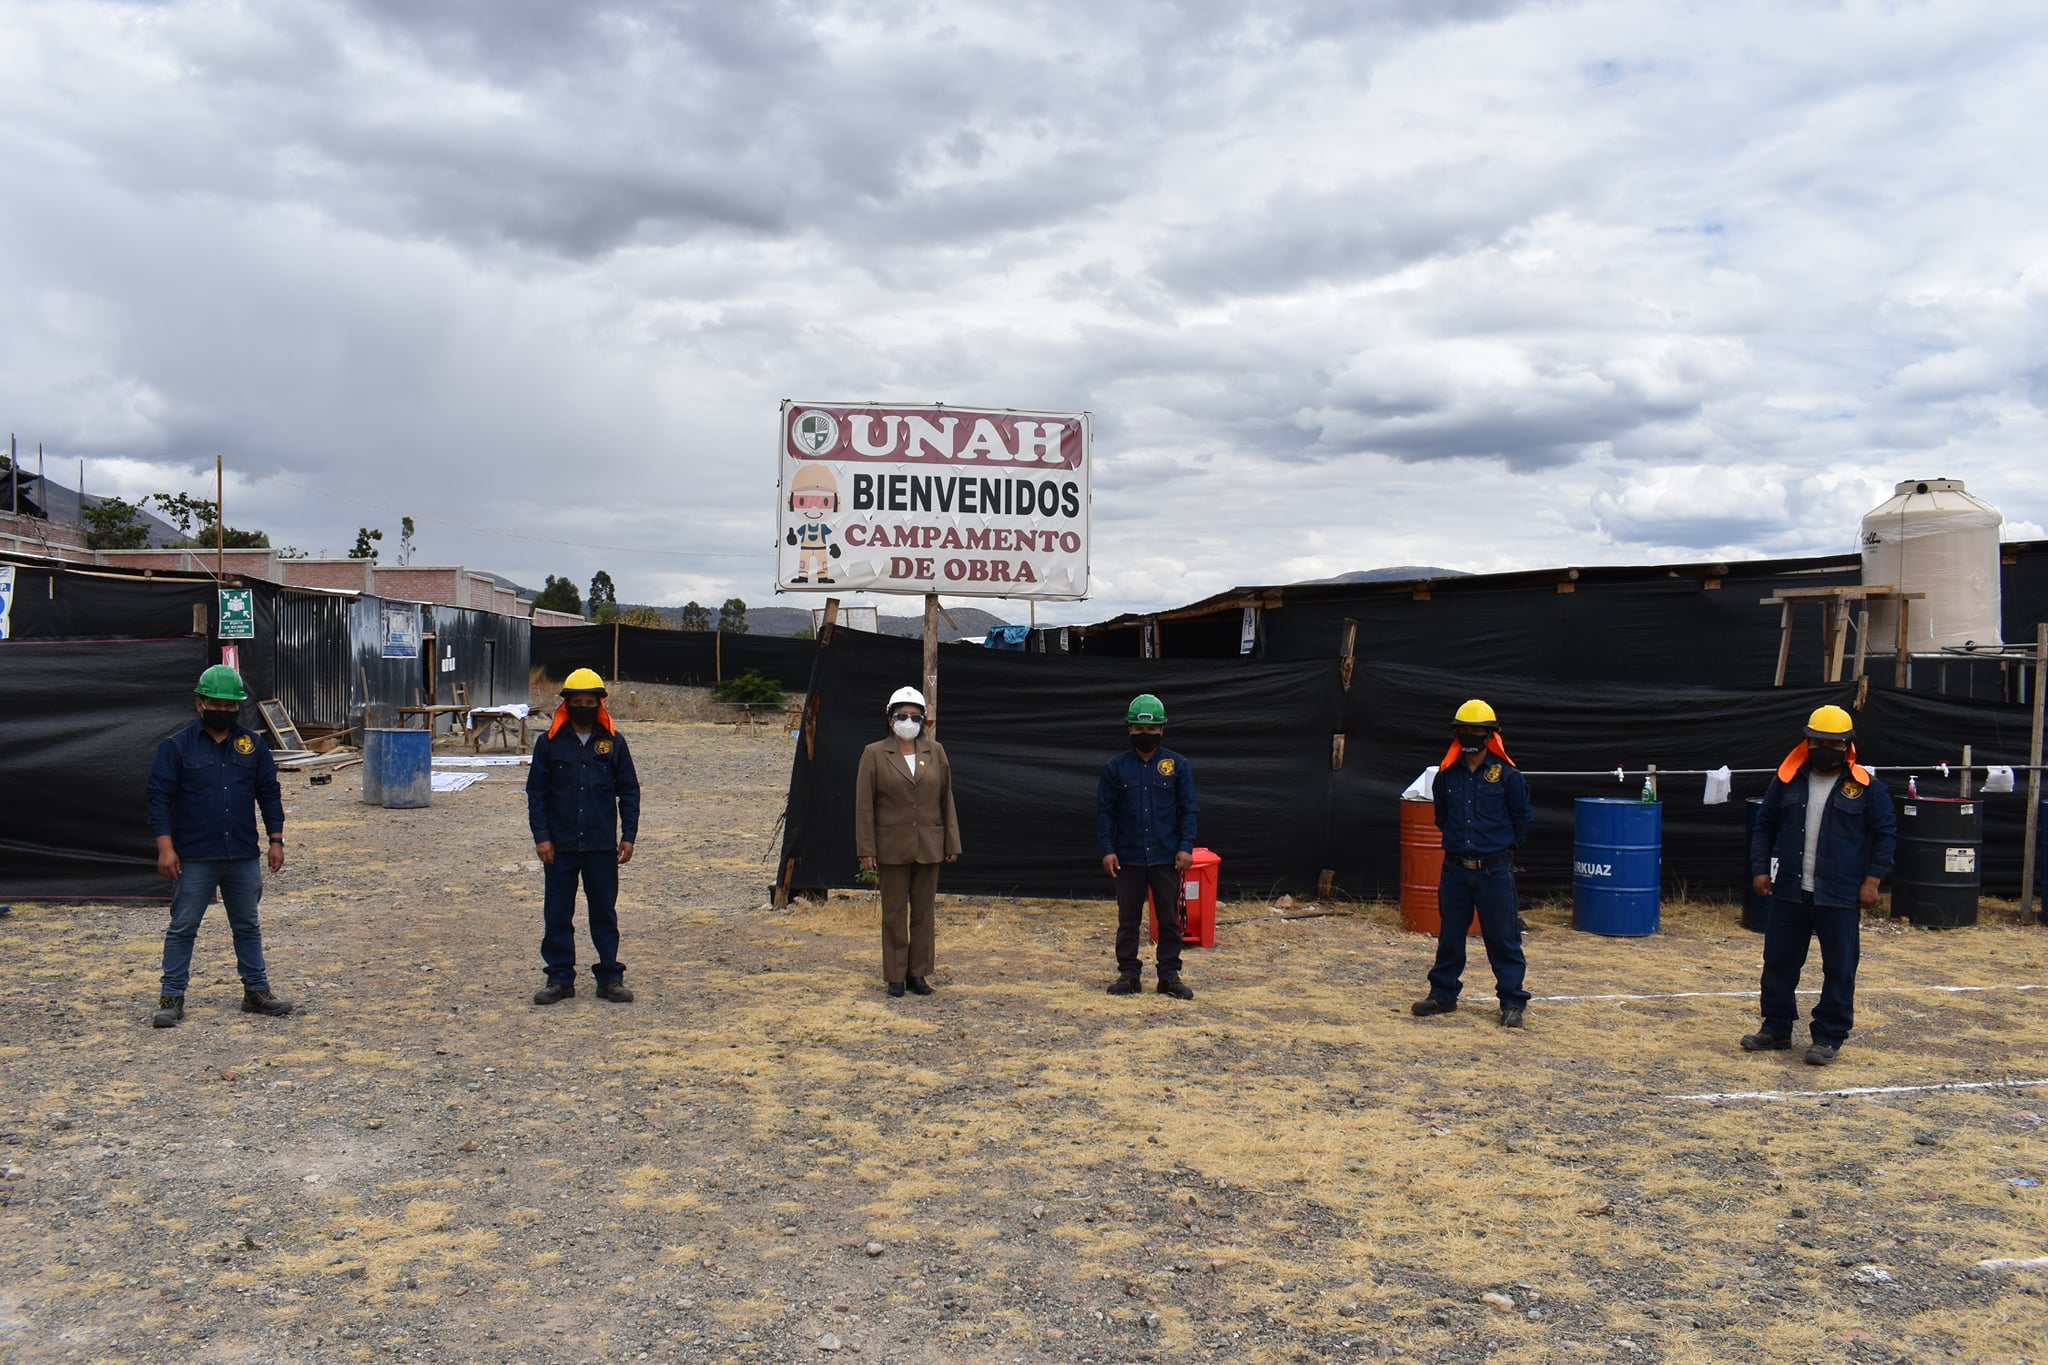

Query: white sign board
[[382, 603, 420, 659], [776, 400, 1090, 600], [0, 565, 13, 639]]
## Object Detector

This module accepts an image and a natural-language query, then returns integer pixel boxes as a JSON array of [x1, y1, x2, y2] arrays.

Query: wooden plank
[[1828, 600, 1850, 682], [1330, 734, 1346, 770], [1894, 599, 1910, 688], [1774, 601, 1793, 687], [1820, 599, 1838, 680], [1339, 618, 1357, 692]]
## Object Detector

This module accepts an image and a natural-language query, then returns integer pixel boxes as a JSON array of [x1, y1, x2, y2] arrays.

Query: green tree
[[82, 496, 151, 549], [350, 527, 383, 560], [149, 490, 270, 549], [620, 606, 667, 628], [398, 515, 417, 566], [591, 602, 622, 625], [718, 597, 749, 634], [532, 574, 582, 615], [680, 601, 712, 631], [588, 570, 618, 617]]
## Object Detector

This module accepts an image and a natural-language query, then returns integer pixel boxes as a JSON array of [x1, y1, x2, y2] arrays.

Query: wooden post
[[1894, 599, 1910, 689], [772, 856, 796, 910], [1774, 601, 1793, 686], [215, 455, 224, 581], [612, 622, 621, 686], [1960, 744, 1972, 800], [1828, 599, 1851, 682], [1820, 599, 1837, 680], [2020, 623, 2047, 924], [1339, 618, 1358, 692], [1330, 734, 1346, 770], [922, 593, 939, 729], [1852, 608, 1869, 681], [715, 628, 723, 682]]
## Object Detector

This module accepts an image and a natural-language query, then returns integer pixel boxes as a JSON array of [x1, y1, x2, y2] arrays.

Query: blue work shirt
[[527, 722, 641, 852], [1096, 747, 1198, 867], [1749, 764, 1896, 908], [146, 720, 286, 861], [1434, 754, 1533, 858]]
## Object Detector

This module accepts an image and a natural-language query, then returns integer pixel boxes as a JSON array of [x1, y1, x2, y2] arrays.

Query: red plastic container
[[1400, 798, 1475, 936], [1148, 846, 1220, 949]]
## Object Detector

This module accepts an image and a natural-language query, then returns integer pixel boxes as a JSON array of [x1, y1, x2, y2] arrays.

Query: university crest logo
[[233, 735, 255, 755], [1483, 764, 1502, 783], [595, 738, 614, 755], [1156, 758, 1175, 776]]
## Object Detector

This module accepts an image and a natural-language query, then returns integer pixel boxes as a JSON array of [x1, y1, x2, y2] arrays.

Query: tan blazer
[[855, 736, 963, 865]]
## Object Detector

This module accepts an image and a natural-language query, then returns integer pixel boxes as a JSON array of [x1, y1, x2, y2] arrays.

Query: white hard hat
[[887, 686, 927, 711]]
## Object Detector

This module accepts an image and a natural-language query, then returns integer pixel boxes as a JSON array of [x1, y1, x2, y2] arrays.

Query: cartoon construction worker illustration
[[786, 463, 842, 584]]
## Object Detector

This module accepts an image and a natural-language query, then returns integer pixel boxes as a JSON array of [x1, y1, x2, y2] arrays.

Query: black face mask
[[567, 706, 600, 729], [1807, 745, 1846, 774], [201, 709, 236, 734], [1130, 733, 1160, 756]]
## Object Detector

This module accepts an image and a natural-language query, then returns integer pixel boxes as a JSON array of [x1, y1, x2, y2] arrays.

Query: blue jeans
[[542, 849, 623, 986], [1759, 893, 1860, 1046], [161, 858, 270, 996], [1427, 858, 1528, 1009]]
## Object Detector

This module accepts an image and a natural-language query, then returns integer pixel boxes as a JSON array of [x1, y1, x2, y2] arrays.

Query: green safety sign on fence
[[218, 587, 255, 640]]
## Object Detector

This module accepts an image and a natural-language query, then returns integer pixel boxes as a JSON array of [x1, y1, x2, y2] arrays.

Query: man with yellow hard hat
[[1413, 699, 1534, 1027], [525, 668, 641, 1005], [1744, 704, 1896, 1065]]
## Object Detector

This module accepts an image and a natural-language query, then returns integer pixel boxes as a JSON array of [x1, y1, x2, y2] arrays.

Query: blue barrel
[[360, 728, 432, 809], [1574, 798, 1662, 936]]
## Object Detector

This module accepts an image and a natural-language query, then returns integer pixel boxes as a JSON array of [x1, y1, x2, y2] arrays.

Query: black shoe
[[887, 981, 906, 998], [1498, 1007, 1525, 1028], [594, 981, 634, 1003], [1107, 975, 1142, 996], [1740, 1031, 1792, 1051], [1157, 975, 1194, 1001], [1805, 1043, 1840, 1066], [533, 982, 576, 1006], [906, 976, 932, 996], [1411, 997, 1456, 1017], [241, 989, 293, 1017], [150, 995, 184, 1028]]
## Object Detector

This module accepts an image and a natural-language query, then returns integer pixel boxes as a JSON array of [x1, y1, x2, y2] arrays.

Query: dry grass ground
[[3, 711, 2046, 1364]]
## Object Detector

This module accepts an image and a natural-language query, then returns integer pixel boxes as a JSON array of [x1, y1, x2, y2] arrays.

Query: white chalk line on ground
[[1977, 1256, 2048, 1270], [1463, 983, 2047, 1005], [1671, 1078, 2048, 1103]]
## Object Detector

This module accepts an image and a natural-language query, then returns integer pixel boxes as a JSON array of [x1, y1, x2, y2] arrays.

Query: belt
[[1450, 853, 1512, 871]]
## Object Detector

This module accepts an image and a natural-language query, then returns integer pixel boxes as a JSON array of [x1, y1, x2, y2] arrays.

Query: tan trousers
[[878, 861, 940, 982]]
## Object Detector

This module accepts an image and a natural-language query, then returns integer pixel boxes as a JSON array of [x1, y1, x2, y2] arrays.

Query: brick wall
[[279, 559, 375, 592], [371, 566, 462, 607]]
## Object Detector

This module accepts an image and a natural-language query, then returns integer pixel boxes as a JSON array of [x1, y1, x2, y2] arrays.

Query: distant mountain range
[[621, 602, 1015, 640], [1296, 565, 1469, 585]]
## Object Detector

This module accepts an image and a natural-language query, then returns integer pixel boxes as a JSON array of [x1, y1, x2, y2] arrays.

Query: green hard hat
[[1125, 693, 1168, 725], [194, 665, 247, 701]]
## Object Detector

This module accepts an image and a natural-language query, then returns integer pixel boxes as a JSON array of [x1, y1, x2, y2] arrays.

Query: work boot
[[241, 989, 293, 1017], [1740, 1031, 1792, 1052], [533, 982, 575, 1006], [906, 976, 933, 996], [594, 981, 634, 1003], [886, 981, 907, 998], [1805, 1043, 1840, 1066], [150, 995, 185, 1028], [1106, 975, 1142, 996], [1156, 975, 1194, 1001], [1411, 997, 1456, 1017], [1498, 1007, 1525, 1029]]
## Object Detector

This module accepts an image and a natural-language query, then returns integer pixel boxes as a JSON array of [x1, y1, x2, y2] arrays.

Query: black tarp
[[2, 636, 207, 901], [533, 626, 819, 690], [782, 628, 2048, 903]]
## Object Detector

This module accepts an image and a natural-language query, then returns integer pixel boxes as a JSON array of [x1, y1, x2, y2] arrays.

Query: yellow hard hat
[[1453, 699, 1498, 727], [1805, 704, 1854, 739], [561, 667, 608, 696]]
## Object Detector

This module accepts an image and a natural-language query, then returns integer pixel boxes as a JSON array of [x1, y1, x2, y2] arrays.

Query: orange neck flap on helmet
[[1776, 740, 1869, 785], [548, 701, 617, 739], [1441, 731, 1514, 770]]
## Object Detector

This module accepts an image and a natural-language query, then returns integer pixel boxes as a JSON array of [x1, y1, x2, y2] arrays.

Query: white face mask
[[892, 718, 922, 741]]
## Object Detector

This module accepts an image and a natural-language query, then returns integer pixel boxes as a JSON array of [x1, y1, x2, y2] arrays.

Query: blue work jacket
[[1096, 747, 1198, 867], [1749, 764, 1896, 908], [146, 720, 286, 861], [1434, 754, 1533, 858], [527, 723, 641, 851]]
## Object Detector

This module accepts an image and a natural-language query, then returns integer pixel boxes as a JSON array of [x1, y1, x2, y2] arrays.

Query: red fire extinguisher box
[[1149, 846, 1221, 949]]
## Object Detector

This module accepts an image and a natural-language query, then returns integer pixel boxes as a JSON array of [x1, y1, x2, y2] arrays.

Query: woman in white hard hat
[[854, 686, 962, 997]]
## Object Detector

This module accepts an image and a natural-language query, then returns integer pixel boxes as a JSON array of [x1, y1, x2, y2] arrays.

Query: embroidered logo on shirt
[[1155, 758, 1175, 776], [1840, 781, 1862, 799], [1483, 764, 1502, 783], [233, 735, 255, 755], [595, 738, 614, 755]]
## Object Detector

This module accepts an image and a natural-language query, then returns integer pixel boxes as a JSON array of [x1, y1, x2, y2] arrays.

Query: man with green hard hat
[[143, 664, 293, 1028], [1096, 693, 1200, 1000]]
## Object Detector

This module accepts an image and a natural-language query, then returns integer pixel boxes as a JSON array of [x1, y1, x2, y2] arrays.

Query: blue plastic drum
[[361, 728, 432, 809], [1573, 797, 1662, 936]]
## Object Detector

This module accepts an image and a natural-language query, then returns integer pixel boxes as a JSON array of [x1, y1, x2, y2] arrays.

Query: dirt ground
[[4, 708, 2047, 1365]]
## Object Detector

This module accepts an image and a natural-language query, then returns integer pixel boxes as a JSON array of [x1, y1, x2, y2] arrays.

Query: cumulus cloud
[[0, 0, 2043, 618]]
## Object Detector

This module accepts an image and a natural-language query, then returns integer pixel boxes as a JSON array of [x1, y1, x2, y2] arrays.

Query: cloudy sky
[[2, 0, 2043, 622]]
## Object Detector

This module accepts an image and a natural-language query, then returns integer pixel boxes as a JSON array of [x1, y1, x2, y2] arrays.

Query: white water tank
[[1860, 478, 2003, 653]]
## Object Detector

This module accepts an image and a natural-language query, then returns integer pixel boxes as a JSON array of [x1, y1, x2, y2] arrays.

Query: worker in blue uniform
[[1097, 693, 1199, 1000], [1413, 699, 1534, 1027], [144, 664, 293, 1028], [526, 668, 641, 1005], [1745, 704, 1896, 1065]]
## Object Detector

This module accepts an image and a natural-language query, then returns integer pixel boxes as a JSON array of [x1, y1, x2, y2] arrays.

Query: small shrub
[[711, 669, 784, 706]]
